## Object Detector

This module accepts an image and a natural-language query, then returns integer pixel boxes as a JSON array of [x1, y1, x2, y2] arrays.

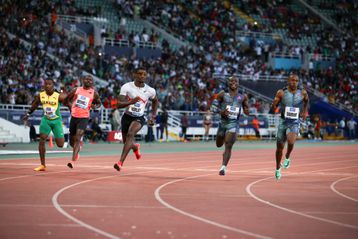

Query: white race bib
[[75, 95, 90, 109], [284, 107, 300, 119], [45, 107, 56, 118], [226, 105, 240, 120], [128, 102, 145, 117]]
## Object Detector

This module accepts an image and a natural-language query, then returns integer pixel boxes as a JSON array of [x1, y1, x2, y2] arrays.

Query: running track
[[0, 141, 357, 239]]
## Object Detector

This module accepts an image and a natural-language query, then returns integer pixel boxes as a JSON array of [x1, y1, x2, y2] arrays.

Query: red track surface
[[0, 145, 357, 239]]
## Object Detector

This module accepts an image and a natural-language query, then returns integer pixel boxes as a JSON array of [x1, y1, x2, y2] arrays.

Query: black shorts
[[69, 117, 89, 136], [121, 113, 145, 134]]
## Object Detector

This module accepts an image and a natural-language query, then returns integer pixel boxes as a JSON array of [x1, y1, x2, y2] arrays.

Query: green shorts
[[39, 117, 64, 139]]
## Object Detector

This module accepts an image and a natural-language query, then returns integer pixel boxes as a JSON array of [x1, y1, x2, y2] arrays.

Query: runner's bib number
[[45, 107, 56, 119], [75, 95, 90, 109], [128, 102, 145, 117], [284, 107, 300, 119], [226, 105, 240, 120]]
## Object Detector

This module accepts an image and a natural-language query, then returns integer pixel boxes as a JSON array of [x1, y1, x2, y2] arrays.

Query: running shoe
[[67, 162, 73, 169], [275, 168, 282, 180], [133, 143, 141, 160], [219, 165, 226, 176], [34, 165, 46, 172], [114, 162, 122, 171], [282, 158, 290, 169]]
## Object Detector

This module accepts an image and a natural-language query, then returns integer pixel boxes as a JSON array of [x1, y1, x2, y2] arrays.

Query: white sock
[[220, 165, 226, 171]]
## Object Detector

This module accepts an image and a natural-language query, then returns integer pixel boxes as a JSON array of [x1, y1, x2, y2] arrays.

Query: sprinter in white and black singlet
[[114, 68, 158, 172]]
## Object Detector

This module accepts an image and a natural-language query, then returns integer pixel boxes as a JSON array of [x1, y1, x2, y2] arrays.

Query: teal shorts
[[217, 120, 240, 137], [276, 119, 299, 143], [39, 117, 64, 139]]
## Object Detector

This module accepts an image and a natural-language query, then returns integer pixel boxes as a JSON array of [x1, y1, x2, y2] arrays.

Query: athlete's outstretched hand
[[22, 113, 29, 121], [220, 109, 229, 119], [148, 118, 155, 126]]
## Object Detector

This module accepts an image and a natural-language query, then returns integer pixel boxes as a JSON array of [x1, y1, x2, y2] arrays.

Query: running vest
[[280, 87, 304, 122], [71, 87, 94, 118], [220, 92, 244, 120], [40, 91, 61, 120], [120, 82, 156, 117]]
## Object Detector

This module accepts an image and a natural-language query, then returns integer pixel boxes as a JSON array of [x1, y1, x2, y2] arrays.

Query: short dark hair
[[136, 67, 146, 72]]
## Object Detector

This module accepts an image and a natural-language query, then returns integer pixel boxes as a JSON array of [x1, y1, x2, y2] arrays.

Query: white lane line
[[330, 175, 358, 202], [304, 211, 358, 215], [246, 166, 358, 230], [52, 170, 162, 239], [61, 204, 166, 209], [0, 203, 166, 209], [155, 173, 273, 239]]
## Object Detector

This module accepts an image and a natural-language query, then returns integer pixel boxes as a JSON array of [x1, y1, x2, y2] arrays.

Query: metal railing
[[104, 37, 160, 49], [213, 73, 287, 82], [235, 30, 283, 40]]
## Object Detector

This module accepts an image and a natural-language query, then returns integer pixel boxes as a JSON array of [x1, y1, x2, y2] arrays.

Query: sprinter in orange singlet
[[65, 75, 101, 168]]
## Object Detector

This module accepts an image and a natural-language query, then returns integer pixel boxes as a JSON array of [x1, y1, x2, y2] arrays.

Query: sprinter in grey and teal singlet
[[211, 76, 250, 176], [271, 74, 309, 180], [276, 87, 305, 143], [217, 92, 245, 136]]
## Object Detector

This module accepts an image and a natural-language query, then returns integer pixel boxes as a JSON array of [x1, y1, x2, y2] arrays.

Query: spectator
[[111, 108, 121, 131], [181, 113, 189, 142], [202, 110, 213, 141], [251, 115, 260, 139], [347, 118, 357, 139]]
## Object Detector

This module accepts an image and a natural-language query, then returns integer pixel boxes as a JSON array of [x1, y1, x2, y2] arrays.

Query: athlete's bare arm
[[270, 89, 284, 114], [23, 94, 41, 121], [64, 87, 77, 108], [91, 91, 102, 109], [216, 91, 229, 118], [301, 89, 309, 121], [117, 95, 141, 109], [148, 96, 159, 126], [242, 94, 250, 115], [58, 92, 67, 103]]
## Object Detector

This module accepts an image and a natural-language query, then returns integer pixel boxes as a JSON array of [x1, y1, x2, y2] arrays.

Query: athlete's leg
[[72, 128, 85, 161], [70, 134, 76, 148], [275, 123, 287, 170], [55, 138, 65, 148], [51, 119, 65, 148], [38, 133, 48, 166], [285, 132, 297, 160], [216, 124, 225, 147], [69, 118, 76, 148], [222, 132, 237, 166], [36, 118, 52, 171], [275, 140, 285, 170], [119, 121, 142, 165]]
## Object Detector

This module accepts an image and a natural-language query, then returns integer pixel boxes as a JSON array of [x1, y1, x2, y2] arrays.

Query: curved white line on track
[[330, 175, 358, 202], [155, 173, 273, 239], [52, 170, 159, 239], [52, 175, 120, 239], [246, 175, 358, 230]]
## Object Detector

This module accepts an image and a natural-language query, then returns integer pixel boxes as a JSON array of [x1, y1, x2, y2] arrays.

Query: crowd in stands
[[0, 0, 356, 114]]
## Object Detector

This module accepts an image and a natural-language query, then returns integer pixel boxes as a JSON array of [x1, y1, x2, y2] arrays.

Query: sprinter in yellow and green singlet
[[23, 78, 66, 171]]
